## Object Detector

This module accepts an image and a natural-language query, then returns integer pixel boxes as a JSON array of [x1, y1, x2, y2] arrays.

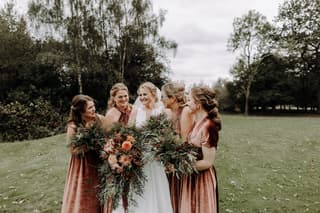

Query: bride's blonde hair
[[138, 82, 158, 102]]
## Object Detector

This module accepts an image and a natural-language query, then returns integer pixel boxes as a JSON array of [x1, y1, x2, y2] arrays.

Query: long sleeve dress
[[61, 115, 104, 213]]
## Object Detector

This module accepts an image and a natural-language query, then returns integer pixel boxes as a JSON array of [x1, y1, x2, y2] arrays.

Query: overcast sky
[[0, 0, 285, 86], [152, 0, 285, 86]]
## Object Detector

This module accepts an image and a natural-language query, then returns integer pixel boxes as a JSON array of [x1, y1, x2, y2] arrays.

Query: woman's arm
[[66, 122, 76, 144], [180, 106, 195, 141], [194, 146, 216, 171], [103, 108, 120, 131]]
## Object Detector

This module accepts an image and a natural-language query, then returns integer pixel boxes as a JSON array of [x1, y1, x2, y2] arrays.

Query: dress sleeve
[[200, 120, 218, 148], [66, 123, 76, 145]]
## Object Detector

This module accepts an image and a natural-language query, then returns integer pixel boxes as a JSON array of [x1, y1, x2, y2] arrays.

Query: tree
[[228, 10, 273, 115], [275, 0, 320, 113], [212, 78, 234, 112], [28, 0, 105, 94], [249, 54, 293, 112], [0, 3, 35, 102], [96, 0, 176, 84], [28, 0, 176, 97]]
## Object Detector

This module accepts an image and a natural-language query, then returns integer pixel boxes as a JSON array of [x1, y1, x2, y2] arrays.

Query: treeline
[[1, 0, 319, 142], [214, 54, 318, 114], [0, 0, 176, 141], [225, 0, 320, 115]]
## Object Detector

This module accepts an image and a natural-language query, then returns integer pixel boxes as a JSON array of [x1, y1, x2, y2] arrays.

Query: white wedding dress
[[113, 104, 173, 213]]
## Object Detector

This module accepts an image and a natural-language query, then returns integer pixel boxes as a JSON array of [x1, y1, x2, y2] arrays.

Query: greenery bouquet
[[68, 124, 105, 156], [99, 125, 147, 211], [142, 114, 199, 178]]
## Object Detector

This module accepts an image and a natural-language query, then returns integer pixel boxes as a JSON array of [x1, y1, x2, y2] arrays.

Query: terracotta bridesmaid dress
[[179, 118, 219, 213]]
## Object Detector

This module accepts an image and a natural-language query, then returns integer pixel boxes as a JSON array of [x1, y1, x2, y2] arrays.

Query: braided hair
[[191, 86, 221, 131], [161, 82, 186, 107]]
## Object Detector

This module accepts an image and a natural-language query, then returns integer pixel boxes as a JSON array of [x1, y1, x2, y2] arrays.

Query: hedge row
[[0, 98, 66, 142]]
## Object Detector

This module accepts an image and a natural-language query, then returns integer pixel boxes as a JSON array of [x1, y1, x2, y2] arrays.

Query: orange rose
[[121, 141, 132, 151]]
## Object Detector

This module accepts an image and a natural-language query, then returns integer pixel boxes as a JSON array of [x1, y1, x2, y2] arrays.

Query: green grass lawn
[[1, 115, 319, 212]]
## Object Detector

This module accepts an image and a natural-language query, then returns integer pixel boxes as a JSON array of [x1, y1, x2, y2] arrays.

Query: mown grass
[[1, 115, 319, 212]]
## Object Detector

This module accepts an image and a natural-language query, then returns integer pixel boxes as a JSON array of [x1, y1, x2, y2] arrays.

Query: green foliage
[[142, 114, 198, 178], [27, 0, 174, 95], [213, 78, 236, 112], [99, 125, 147, 211], [0, 99, 65, 142], [250, 54, 294, 109], [97, 114, 198, 210], [275, 0, 320, 112], [68, 124, 105, 156], [228, 10, 273, 115]]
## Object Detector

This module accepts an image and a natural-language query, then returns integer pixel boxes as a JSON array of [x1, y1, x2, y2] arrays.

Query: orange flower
[[121, 141, 132, 151], [126, 135, 135, 143], [119, 154, 132, 167]]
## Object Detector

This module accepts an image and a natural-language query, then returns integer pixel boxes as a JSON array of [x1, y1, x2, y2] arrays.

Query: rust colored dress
[[117, 104, 132, 125], [103, 106, 132, 213], [61, 116, 103, 213], [168, 107, 183, 213], [179, 118, 219, 213]]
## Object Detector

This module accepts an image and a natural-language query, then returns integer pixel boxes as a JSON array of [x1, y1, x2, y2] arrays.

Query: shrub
[[0, 98, 66, 142]]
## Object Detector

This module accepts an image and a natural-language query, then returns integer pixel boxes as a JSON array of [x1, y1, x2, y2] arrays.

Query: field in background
[[1, 115, 319, 212]]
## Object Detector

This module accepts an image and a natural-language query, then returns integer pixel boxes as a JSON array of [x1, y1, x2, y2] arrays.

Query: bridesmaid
[[61, 94, 104, 213], [161, 82, 194, 213], [103, 83, 132, 130], [161, 82, 194, 141], [179, 86, 221, 213], [102, 83, 132, 213]]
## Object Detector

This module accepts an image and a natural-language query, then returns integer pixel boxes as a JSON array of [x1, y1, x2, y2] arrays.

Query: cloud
[[153, 0, 285, 86]]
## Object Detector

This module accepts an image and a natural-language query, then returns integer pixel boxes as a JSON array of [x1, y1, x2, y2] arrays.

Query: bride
[[113, 82, 173, 213]]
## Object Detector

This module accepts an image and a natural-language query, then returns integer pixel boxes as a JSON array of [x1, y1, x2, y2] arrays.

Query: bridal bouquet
[[68, 124, 105, 156], [99, 125, 147, 211], [142, 114, 199, 178]]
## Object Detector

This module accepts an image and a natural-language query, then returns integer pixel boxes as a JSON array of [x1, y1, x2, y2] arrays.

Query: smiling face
[[114, 89, 129, 109], [138, 87, 155, 108], [186, 95, 199, 114], [82, 100, 96, 120]]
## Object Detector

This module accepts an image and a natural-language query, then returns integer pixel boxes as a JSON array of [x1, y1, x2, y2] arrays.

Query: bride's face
[[138, 88, 155, 108]]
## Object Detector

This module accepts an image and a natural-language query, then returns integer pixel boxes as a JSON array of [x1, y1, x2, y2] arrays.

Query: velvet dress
[[179, 118, 219, 213], [168, 107, 183, 213], [103, 105, 132, 213], [61, 115, 103, 213]]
